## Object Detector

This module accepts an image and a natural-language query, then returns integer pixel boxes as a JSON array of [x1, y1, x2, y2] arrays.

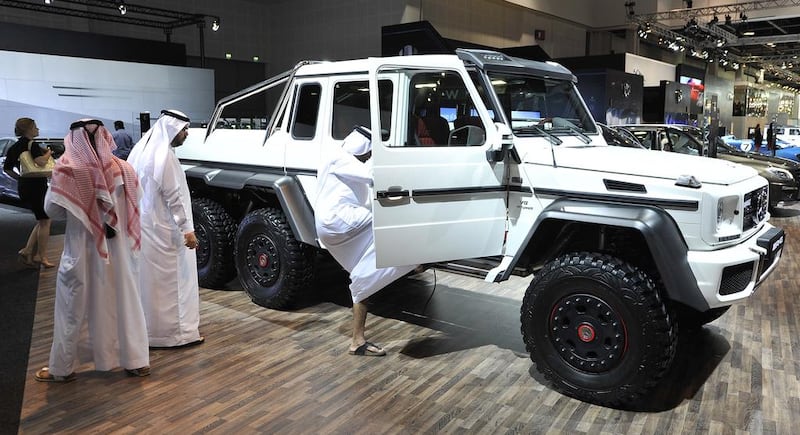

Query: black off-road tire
[[234, 207, 315, 309], [192, 198, 237, 289], [520, 252, 677, 407]]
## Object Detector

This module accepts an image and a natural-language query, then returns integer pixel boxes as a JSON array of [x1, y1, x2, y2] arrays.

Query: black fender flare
[[504, 197, 708, 312], [184, 166, 319, 248]]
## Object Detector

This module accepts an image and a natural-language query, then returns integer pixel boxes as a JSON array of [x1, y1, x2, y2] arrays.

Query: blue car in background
[[721, 135, 800, 162]]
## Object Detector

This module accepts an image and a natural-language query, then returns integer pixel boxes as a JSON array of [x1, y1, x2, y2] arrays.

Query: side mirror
[[486, 122, 520, 163]]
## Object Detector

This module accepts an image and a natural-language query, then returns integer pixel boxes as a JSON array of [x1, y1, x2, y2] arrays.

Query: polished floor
[[18, 204, 800, 434]]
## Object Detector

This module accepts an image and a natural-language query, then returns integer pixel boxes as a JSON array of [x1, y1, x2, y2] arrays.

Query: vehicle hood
[[549, 145, 757, 185]]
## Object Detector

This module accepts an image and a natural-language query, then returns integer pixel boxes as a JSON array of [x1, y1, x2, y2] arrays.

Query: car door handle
[[376, 189, 410, 199]]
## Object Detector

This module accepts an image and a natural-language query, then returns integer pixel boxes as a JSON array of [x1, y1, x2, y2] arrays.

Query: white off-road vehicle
[[175, 49, 784, 407]]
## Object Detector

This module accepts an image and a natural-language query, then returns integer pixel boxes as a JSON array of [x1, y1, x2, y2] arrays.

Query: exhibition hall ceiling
[[628, 0, 800, 90]]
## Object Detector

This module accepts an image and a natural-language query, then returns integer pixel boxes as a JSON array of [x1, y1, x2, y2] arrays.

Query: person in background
[[34, 119, 150, 382], [315, 127, 421, 357], [753, 123, 763, 153], [766, 122, 776, 156], [111, 120, 134, 160], [127, 109, 204, 348], [2, 117, 55, 268]]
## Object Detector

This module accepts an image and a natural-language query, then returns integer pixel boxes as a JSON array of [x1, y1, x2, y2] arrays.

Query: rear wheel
[[520, 252, 677, 407], [234, 207, 315, 309], [193, 198, 236, 289]]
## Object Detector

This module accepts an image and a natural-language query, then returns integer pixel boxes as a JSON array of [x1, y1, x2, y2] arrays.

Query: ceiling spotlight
[[211, 17, 220, 32], [118, 2, 126, 15], [44, 0, 52, 4]]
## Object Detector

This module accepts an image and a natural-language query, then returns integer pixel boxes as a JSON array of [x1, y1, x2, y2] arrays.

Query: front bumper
[[687, 224, 784, 309]]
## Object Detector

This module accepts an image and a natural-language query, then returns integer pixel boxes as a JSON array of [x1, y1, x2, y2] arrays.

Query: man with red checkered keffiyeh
[[35, 119, 151, 383]]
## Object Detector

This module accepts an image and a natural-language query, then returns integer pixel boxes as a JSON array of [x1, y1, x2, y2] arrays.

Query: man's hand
[[184, 231, 198, 249]]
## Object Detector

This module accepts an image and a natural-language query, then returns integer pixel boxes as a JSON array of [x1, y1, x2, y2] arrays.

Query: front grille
[[743, 186, 768, 232], [719, 262, 754, 296]]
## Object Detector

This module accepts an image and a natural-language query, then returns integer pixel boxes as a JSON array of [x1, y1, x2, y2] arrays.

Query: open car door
[[367, 58, 508, 267]]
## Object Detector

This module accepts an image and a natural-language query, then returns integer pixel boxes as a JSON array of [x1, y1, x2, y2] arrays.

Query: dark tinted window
[[291, 83, 321, 139]]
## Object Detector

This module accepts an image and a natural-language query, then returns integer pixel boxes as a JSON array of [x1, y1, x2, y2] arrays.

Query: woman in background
[[2, 117, 55, 268]]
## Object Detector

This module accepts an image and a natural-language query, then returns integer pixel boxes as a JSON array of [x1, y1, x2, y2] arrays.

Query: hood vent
[[603, 179, 647, 193]]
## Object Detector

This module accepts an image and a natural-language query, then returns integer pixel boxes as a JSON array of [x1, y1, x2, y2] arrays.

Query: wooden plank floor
[[19, 205, 800, 434]]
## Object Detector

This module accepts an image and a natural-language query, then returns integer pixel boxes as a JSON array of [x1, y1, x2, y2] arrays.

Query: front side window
[[667, 129, 702, 155], [380, 69, 486, 148], [486, 72, 597, 137]]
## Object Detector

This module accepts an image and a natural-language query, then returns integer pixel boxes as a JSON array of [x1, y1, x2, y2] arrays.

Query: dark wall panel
[[0, 22, 185, 66]]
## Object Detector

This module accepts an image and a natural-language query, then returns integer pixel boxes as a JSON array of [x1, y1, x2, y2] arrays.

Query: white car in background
[[776, 126, 800, 145]]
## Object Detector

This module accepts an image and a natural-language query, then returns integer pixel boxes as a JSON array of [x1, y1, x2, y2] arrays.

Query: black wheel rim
[[195, 223, 210, 268], [549, 293, 627, 373], [245, 233, 280, 287]]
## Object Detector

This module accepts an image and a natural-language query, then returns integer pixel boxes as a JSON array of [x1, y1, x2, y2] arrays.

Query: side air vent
[[603, 179, 647, 193]]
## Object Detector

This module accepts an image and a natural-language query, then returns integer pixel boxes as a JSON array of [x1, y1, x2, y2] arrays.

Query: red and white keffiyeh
[[50, 122, 141, 260]]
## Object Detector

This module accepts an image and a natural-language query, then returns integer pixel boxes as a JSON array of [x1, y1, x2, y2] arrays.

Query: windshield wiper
[[515, 126, 563, 145], [561, 126, 591, 143]]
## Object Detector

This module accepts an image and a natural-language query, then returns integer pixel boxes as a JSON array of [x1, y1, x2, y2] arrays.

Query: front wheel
[[234, 207, 315, 309], [520, 252, 677, 407]]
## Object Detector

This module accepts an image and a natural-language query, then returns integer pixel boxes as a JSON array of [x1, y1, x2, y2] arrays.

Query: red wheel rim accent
[[258, 253, 269, 268], [577, 323, 596, 343]]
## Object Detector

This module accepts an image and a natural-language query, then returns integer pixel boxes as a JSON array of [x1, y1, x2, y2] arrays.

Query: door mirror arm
[[487, 122, 520, 163]]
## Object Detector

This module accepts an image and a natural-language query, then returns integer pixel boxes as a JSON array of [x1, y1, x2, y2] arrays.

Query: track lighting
[[44, 0, 52, 4], [118, 1, 126, 15], [708, 15, 718, 26], [211, 17, 220, 31], [724, 15, 732, 26]]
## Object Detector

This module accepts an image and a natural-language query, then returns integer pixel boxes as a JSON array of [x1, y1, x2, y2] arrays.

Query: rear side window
[[291, 83, 321, 139], [331, 80, 394, 140]]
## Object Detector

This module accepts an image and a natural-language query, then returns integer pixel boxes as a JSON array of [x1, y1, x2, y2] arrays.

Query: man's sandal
[[34, 367, 76, 383], [348, 341, 387, 357], [125, 366, 151, 377]]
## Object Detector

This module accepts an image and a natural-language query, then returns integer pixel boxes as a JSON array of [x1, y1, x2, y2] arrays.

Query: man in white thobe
[[127, 109, 203, 348], [315, 127, 418, 356], [36, 119, 150, 382]]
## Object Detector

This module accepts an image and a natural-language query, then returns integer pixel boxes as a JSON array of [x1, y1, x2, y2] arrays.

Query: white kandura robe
[[44, 185, 150, 376], [136, 148, 201, 347], [315, 144, 415, 303]]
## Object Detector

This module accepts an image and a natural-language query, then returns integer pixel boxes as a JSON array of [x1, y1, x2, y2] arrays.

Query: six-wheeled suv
[[176, 49, 785, 407]]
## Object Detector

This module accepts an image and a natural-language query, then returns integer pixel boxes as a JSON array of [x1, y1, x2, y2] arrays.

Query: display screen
[[439, 107, 457, 122], [511, 110, 541, 120], [679, 75, 703, 86]]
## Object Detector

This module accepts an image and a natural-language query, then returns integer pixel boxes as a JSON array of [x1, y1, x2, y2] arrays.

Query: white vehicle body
[[776, 126, 800, 145], [175, 49, 784, 407]]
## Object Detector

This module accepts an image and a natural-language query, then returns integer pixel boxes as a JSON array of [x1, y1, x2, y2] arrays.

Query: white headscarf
[[341, 126, 372, 156], [127, 109, 189, 187]]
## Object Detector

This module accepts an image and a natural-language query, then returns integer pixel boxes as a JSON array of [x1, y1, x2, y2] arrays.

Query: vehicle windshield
[[484, 71, 597, 137]]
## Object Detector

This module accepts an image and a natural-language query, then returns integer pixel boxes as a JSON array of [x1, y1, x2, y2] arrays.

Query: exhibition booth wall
[[0, 50, 214, 138]]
